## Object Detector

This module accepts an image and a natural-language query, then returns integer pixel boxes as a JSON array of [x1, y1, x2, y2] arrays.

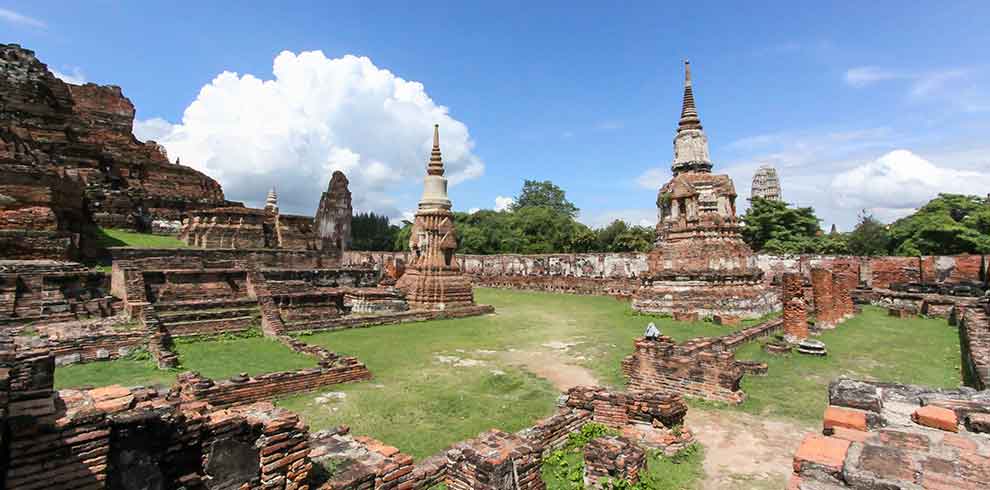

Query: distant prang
[[751, 164, 782, 202]]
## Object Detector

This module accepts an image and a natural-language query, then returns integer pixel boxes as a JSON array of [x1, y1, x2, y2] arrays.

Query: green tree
[[887, 194, 990, 255], [846, 212, 890, 256], [509, 180, 579, 218], [351, 212, 401, 251], [740, 198, 821, 253]]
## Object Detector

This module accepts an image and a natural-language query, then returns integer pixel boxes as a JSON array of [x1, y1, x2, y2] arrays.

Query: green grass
[[54, 354, 176, 390], [91, 227, 188, 249], [278, 289, 763, 459], [542, 426, 704, 490], [173, 336, 315, 380], [55, 336, 315, 390], [733, 305, 961, 423]]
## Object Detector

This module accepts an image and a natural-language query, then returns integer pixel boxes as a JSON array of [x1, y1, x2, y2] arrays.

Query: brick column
[[782, 272, 808, 340], [831, 270, 855, 322], [810, 268, 835, 328]]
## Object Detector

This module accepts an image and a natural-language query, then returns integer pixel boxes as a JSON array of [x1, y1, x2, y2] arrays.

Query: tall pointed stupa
[[395, 125, 476, 310], [633, 61, 778, 318]]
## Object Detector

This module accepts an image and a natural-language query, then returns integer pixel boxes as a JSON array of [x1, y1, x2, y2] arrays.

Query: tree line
[[351, 179, 990, 257]]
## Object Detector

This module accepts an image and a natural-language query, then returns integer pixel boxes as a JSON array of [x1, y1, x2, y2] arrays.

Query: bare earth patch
[[499, 349, 599, 391], [687, 408, 813, 489]]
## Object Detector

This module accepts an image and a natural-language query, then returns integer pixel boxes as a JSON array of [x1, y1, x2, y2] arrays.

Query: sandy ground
[[500, 349, 599, 390], [687, 408, 811, 489], [503, 345, 810, 490]]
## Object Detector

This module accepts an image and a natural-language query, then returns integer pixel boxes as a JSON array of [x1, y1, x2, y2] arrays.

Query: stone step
[[154, 298, 257, 313], [158, 307, 259, 323], [162, 316, 255, 337]]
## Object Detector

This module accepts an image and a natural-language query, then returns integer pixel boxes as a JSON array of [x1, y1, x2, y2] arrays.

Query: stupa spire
[[677, 60, 702, 132], [671, 59, 712, 175], [427, 124, 444, 176], [265, 187, 278, 209]]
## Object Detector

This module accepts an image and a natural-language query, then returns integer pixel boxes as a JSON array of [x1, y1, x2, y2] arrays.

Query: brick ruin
[[394, 126, 475, 310], [622, 318, 782, 404], [315, 171, 353, 255], [177, 182, 342, 253], [1, 327, 696, 489], [632, 61, 777, 319], [782, 272, 809, 340], [341, 252, 988, 303], [0, 44, 231, 260], [1, 261, 120, 331], [790, 378, 990, 489]]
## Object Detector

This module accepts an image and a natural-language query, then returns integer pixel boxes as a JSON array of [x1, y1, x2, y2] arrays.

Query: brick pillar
[[782, 273, 808, 340], [831, 270, 854, 322], [810, 268, 835, 328]]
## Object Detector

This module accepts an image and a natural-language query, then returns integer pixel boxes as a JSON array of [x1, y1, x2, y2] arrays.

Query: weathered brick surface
[[623, 335, 746, 404], [782, 272, 809, 339], [960, 303, 989, 390], [792, 378, 990, 489], [0, 44, 231, 260], [583, 436, 645, 489]]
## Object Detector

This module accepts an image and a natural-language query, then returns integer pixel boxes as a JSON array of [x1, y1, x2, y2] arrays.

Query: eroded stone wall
[[343, 252, 985, 296]]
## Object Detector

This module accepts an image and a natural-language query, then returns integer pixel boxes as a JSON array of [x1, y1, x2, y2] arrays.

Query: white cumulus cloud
[[135, 50, 484, 218], [494, 196, 514, 212], [831, 149, 990, 221]]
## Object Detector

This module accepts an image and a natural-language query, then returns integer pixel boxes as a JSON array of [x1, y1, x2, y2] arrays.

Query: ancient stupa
[[395, 125, 475, 310], [632, 61, 777, 319]]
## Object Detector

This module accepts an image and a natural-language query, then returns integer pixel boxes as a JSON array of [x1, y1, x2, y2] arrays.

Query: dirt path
[[500, 349, 599, 391], [687, 408, 812, 489]]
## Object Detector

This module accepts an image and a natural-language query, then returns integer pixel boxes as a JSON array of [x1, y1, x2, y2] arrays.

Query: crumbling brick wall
[[960, 301, 989, 390], [622, 336, 746, 404]]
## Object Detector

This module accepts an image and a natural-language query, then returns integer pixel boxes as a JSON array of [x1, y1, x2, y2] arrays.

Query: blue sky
[[4, 1, 990, 230]]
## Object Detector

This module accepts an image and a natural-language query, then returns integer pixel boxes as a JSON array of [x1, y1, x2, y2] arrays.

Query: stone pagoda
[[632, 61, 777, 319], [395, 125, 475, 310]]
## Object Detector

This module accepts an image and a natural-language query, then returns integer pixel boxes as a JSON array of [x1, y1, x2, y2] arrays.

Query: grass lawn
[[91, 227, 188, 249], [55, 336, 315, 390], [732, 305, 961, 423], [54, 356, 176, 390], [279, 288, 765, 459]]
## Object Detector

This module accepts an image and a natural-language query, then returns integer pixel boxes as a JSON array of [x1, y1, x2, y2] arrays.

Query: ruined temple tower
[[632, 61, 777, 318], [394, 125, 475, 310], [751, 164, 782, 201], [315, 171, 352, 255]]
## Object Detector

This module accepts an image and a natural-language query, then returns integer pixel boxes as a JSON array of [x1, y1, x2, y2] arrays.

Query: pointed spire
[[427, 124, 444, 176], [677, 60, 702, 132], [266, 187, 278, 209]]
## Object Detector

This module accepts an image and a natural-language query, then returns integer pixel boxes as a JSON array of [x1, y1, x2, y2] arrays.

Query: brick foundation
[[790, 378, 990, 489], [583, 436, 646, 489]]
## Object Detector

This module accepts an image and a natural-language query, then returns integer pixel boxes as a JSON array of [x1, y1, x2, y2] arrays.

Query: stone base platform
[[632, 278, 778, 319]]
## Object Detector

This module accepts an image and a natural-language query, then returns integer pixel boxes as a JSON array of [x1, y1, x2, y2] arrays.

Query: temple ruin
[[632, 61, 777, 319], [315, 171, 353, 254], [750, 164, 782, 201], [2, 41, 989, 490]]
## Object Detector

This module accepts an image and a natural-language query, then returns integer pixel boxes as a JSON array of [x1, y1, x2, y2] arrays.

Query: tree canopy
[[886, 194, 990, 255], [740, 197, 822, 254], [509, 180, 579, 218]]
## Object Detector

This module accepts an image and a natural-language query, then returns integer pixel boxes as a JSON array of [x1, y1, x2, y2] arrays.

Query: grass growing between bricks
[[278, 288, 762, 459], [55, 336, 316, 390], [732, 305, 961, 424]]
